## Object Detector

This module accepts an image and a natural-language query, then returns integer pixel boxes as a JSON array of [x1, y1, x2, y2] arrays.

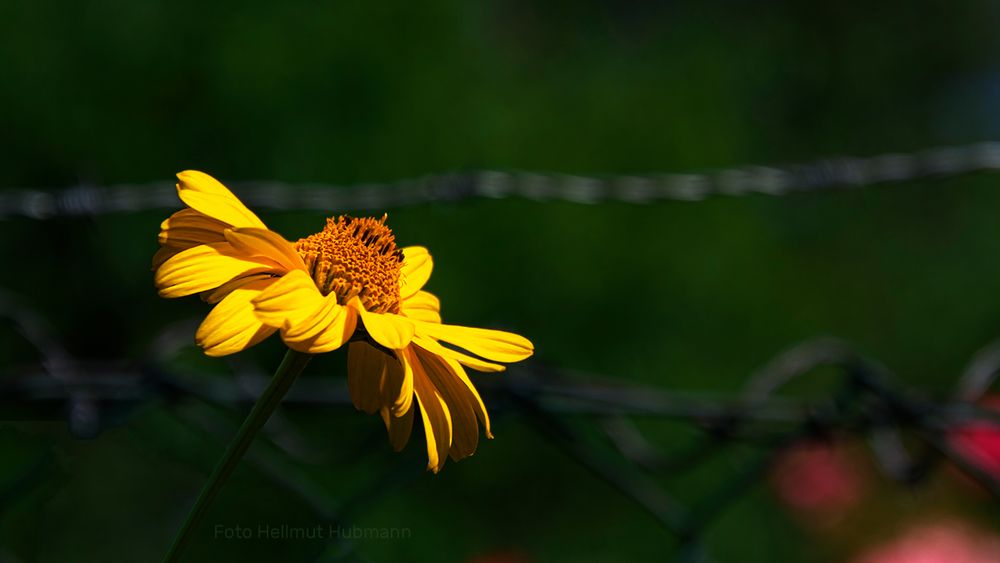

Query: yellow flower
[[153, 170, 534, 471]]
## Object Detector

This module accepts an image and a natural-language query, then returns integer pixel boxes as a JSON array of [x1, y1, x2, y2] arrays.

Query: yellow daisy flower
[[153, 170, 533, 472]]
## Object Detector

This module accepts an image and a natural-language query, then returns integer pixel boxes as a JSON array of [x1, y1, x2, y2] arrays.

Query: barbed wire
[[3, 286, 1000, 562], [4, 134, 1000, 558], [2, 141, 1000, 220]]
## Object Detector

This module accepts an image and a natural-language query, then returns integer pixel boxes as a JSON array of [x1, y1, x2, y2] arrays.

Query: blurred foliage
[[2, 1, 1000, 561]]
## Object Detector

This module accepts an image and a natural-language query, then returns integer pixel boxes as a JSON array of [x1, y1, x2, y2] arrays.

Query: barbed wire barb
[[3, 141, 999, 220]]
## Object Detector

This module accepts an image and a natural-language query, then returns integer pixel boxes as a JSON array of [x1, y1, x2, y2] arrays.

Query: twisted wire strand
[[3, 142, 999, 220]]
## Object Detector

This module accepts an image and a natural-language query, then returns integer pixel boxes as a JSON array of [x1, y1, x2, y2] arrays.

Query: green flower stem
[[163, 349, 313, 563]]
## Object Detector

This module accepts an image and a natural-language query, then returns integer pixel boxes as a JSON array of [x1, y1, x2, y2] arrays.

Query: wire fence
[[3, 288, 1000, 562], [3, 141, 1000, 220], [4, 142, 1000, 561]]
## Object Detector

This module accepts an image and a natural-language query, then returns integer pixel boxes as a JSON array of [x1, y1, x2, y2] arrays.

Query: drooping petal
[[406, 347, 452, 472], [349, 343, 388, 414], [414, 339, 492, 439], [251, 270, 325, 327], [348, 343, 405, 415], [195, 278, 278, 356], [349, 297, 415, 350], [155, 242, 283, 298], [417, 322, 534, 363], [414, 346, 481, 461], [394, 349, 414, 416], [401, 290, 441, 323], [380, 404, 414, 452], [399, 246, 432, 300], [176, 170, 266, 229], [224, 228, 306, 274], [413, 334, 505, 373]]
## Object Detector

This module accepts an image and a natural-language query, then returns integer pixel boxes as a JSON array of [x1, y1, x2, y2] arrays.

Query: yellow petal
[[349, 343, 388, 414], [414, 340, 492, 439], [251, 270, 324, 327], [413, 347, 481, 461], [195, 278, 278, 356], [348, 343, 405, 414], [413, 334, 505, 373], [155, 242, 282, 298], [394, 350, 414, 416], [176, 170, 266, 229], [157, 208, 229, 249], [401, 290, 441, 323], [379, 405, 414, 452], [417, 322, 534, 363], [406, 347, 452, 472], [281, 295, 358, 354], [224, 228, 306, 274], [151, 246, 182, 271], [350, 297, 415, 350], [202, 273, 276, 304], [153, 209, 230, 270], [399, 246, 432, 299]]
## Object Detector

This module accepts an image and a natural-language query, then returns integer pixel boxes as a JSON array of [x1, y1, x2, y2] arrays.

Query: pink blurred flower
[[852, 521, 1000, 563], [770, 439, 865, 517], [948, 396, 1000, 479]]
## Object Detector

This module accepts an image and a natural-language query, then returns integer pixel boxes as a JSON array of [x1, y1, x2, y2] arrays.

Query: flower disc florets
[[295, 214, 403, 313]]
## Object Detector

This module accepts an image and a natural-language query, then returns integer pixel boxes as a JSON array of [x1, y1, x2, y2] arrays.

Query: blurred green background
[[2, 1, 1000, 561]]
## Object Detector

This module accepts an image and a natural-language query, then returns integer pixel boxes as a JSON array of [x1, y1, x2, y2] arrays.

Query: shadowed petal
[[406, 346, 452, 472], [380, 404, 414, 451], [348, 343, 405, 415], [414, 346, 481, 461], [414, 339, 492, 439]]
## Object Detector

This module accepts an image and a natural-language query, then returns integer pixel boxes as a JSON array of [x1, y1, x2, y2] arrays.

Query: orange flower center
[[295, 214, 403, 313]]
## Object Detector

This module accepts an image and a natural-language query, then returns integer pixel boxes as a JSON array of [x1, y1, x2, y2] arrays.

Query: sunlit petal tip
[[175, 170, 267, 229], [399, 246, 433, 299], [418, 322, 534, 363], [412, 334, 506, 373]]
